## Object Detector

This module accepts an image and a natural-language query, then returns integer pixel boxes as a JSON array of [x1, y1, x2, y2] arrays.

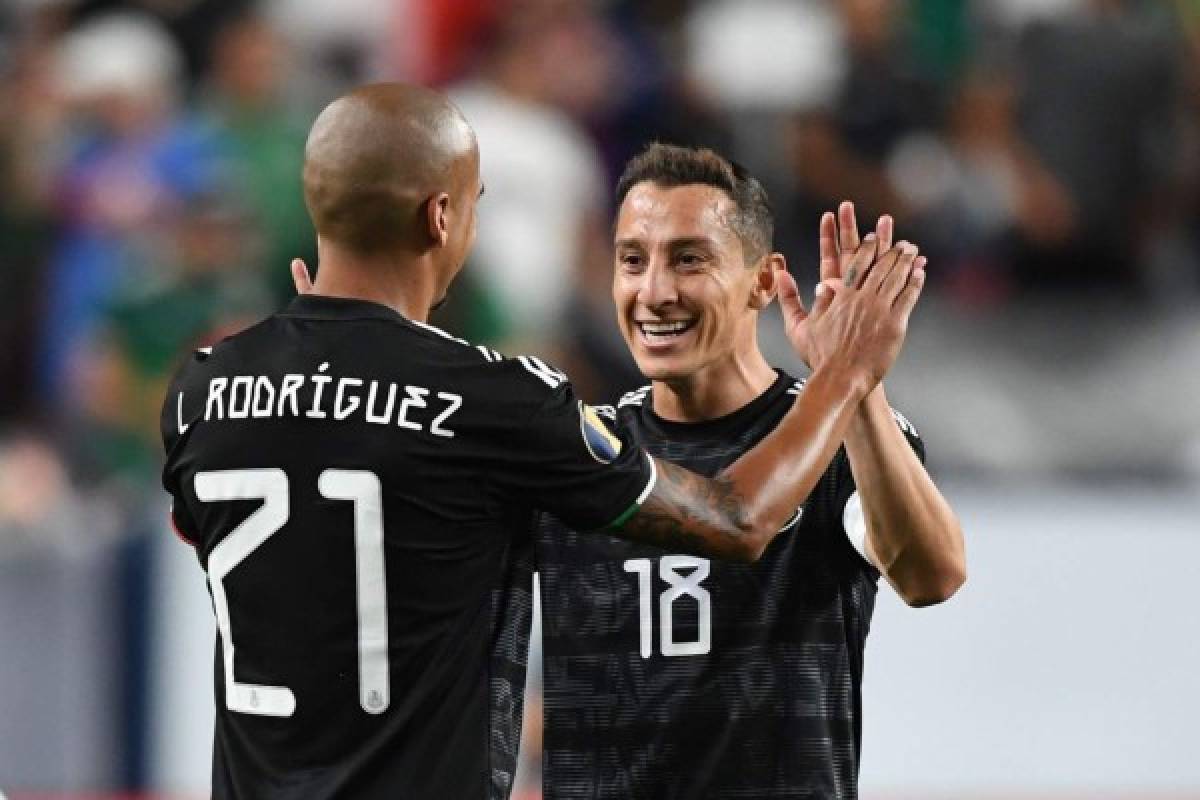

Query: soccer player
[[535, 144, 965, 798], [161, 86, 926, 798]]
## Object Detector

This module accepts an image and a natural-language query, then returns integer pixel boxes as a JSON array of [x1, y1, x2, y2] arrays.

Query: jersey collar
[[281, 294, 408, 323], [638, 369, 795, 441]]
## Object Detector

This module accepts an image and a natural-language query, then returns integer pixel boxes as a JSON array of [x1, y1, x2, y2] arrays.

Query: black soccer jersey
[[159, 295, 654, 799], [536, 370, 925, 800]]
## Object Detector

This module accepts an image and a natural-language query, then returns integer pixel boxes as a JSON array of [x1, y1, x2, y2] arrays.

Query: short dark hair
[[615, 142, 774, 263]]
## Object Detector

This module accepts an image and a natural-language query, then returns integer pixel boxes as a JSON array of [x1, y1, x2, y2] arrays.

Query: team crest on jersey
[[579, 402, 622, 464]]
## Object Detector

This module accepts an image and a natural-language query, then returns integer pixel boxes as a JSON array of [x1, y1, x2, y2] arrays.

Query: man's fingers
[[876, 215, 894, 253], [877, 241, 918, 299], [291, 258, 314, 294], [838, 201, 859, 257], [811, 279, 837, 318], [776, 263, 807, 323], [861, 242, 903, 295], [819, 211, 839, 282], [843, 234, 878, 289], [893, 262, 926, 320]]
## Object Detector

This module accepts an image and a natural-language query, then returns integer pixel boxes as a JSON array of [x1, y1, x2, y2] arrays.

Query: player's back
[[161, 295, 651, 798]]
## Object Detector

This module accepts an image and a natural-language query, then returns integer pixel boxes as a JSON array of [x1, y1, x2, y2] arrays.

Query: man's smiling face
[[613, 182, 764, 384]]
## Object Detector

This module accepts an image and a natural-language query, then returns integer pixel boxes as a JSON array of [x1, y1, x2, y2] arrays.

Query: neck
[[310, 238, 438, 322], [651, 334, 777, 423]]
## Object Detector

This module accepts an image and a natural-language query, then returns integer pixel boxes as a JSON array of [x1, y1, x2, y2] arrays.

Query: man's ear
[[426, 192, 451, 247], [749, 252, 786, 310]]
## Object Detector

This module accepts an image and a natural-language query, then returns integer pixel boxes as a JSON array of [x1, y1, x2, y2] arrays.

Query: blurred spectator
[[69, 0, 254, 82], [597, 1, 733, 174], [266, 0, 393, 86], [78, 190, 269, 486], [448, 3, 610, 350], [785, 0, 943, 272], [38, 12, 226, 417], [198, 11, 315, 302], [906, 0, 974, 85], [686, 0, 844, 114], [981, 0, 1086, 28], [0, 431, 113, 557], [885, 61, 1078, 306], [390, 0, 501, 86], [1003, 0, 1185, 291], [1139, 0, 1200, 301], [0, 15, 62, 422]]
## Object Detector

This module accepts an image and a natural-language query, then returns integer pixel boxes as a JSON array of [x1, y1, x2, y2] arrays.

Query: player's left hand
[[291, 258, 314, 294], [777, 202, 922, 368]]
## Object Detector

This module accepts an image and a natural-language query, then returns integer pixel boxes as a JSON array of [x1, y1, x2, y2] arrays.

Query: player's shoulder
[[166, 339, 225, 395], [404, 319, 495, 360], [165, 312, 274, 383], [406, 322, 577, 409], [406, 319, 555, 377], [384, 318, 568, 393]]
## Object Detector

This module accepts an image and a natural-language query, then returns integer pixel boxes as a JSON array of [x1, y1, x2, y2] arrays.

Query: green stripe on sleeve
[[606, 501, 641, 530]]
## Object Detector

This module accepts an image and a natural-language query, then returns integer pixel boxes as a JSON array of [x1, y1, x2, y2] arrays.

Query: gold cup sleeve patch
[[579, 403, 623, 464]]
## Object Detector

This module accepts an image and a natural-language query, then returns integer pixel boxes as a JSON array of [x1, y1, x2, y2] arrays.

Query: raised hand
[[778, 201, 923, 367], [825, 201, 893, 288], [786, 232, 925, 391]]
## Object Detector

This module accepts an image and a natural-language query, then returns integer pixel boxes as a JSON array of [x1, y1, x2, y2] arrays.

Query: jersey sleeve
[[487, 359, 655, 532], [834, 407, 926, 568]]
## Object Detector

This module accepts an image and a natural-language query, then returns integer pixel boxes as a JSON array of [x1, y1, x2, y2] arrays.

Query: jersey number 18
[[623, 556, 712, 658]]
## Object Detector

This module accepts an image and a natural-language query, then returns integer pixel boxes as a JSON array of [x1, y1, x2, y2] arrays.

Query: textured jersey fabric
[[160, 294, 652, 799], [537, 370, 925, 799]]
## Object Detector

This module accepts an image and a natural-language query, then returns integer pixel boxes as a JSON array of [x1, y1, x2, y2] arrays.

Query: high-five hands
[[776, 202, 926, 390]]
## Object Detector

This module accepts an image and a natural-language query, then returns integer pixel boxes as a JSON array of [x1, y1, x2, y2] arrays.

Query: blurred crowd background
[[1, 0, 1199, 795]]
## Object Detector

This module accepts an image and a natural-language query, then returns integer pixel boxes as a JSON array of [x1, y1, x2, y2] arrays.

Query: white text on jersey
[[197, 362, 462, 437]]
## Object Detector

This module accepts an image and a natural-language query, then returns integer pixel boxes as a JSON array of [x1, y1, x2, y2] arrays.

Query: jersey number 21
[[195, 468, 389, 718]]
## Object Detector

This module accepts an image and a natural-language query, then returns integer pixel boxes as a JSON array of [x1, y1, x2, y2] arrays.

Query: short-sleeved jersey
[[160, 295, 654, 800], [536, 370, 925, 799]]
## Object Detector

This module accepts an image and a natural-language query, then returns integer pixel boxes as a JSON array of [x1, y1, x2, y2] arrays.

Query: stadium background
[[1, 0, 1198, 796]]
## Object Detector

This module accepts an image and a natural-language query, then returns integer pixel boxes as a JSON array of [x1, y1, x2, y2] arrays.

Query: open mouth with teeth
[[637, 318, 697, 343]]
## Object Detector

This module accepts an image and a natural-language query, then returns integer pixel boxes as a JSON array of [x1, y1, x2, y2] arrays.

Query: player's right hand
[[800, 234, 926, 390]]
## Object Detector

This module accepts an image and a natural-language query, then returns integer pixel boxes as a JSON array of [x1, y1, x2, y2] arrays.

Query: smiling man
[[535, 143, 965, 798], [200, 84, 938, 798]]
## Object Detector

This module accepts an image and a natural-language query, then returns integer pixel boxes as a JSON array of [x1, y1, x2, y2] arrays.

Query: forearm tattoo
[[618, 459, 754, 557]]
